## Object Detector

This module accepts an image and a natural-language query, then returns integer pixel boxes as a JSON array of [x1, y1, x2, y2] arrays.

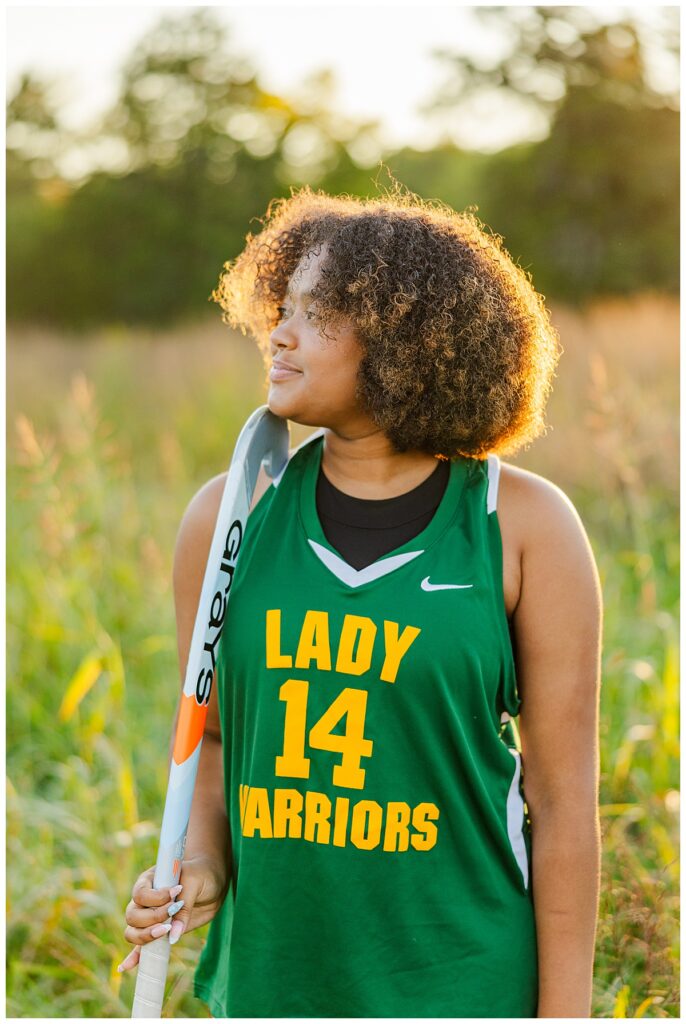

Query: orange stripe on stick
[[173, 691, 209, 764]]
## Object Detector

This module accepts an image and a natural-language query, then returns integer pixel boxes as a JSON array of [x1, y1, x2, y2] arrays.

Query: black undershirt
[[316, 458, 450, 571], [316, 458, 516, 640]]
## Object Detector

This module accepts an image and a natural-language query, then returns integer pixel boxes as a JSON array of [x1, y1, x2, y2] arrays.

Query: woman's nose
[[270, 322, 297, 350]]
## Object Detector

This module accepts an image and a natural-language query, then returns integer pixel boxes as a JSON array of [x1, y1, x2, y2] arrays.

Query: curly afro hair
[[211, 181, 562, 460]]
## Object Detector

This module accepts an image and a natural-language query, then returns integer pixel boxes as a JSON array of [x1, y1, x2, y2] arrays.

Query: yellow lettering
[[275, 679, 311, 778], [308, 687, 373, 789], [295, 610, 332, 670], [332, 796, 350, 847], [383, 801, 411, 852], [411, 802, 440, 851], [265, 609, 292, 668], [237, 787, 439, 852], [304, 790, 332, 844], [335, 615, 377, 676], [272, 788, 304, 839], [268, 610, 421, 683], [380, 622, 421, 683], [239, 784, 250, 830], [350, 800, 383, 850], [242, 787, 273, 838]]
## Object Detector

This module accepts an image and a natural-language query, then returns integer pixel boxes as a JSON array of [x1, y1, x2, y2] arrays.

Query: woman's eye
[[276, 305, 315, 321]]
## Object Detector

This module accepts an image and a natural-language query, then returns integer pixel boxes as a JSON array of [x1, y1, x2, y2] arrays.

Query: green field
[[7, 294, 679, 1017]]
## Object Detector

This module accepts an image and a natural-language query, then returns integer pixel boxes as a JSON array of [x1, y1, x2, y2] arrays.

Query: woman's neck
[[319, 425, 440, 500]]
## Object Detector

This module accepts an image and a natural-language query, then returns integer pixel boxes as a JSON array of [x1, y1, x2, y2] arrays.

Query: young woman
[[119, 186, 602, 1017]]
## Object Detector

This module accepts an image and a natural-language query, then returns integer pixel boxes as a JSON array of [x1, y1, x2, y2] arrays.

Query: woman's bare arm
[[509, 469, 602, 1018]]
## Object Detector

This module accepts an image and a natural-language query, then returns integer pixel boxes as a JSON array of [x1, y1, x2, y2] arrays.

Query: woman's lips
[[270, 365, 303, 381]]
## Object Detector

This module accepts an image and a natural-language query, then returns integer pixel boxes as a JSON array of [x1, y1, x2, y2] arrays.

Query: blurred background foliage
[[7, 5, 679, 328], [7, 4, 680, 1018]]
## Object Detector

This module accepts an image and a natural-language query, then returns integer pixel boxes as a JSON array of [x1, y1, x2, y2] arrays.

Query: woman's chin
[[267, 394, 319, 429], [267, 389, 301, 421], [267, 389, 289, 415]]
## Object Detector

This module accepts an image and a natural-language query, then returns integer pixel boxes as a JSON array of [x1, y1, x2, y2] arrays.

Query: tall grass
[[7, 292, 679, 1017]]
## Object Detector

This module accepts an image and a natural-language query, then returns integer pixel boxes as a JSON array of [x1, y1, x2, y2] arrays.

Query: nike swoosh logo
[[421, 576, 473, 591]]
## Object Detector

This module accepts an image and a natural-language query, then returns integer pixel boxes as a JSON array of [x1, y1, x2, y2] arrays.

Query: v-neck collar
[[298, 434, 474, 590]]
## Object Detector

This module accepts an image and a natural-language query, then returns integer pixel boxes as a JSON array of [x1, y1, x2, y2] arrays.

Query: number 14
[[275, 679, 374, 790]]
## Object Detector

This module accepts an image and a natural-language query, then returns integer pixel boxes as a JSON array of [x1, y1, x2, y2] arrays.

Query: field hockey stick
[[131, 404, 289, 1018]]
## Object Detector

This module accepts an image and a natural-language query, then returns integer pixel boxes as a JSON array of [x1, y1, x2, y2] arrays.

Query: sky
[[6, 3, 679, 157]]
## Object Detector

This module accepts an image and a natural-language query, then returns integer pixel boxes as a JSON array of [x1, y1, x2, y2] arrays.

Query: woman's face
[[267, 243, 372, 433]]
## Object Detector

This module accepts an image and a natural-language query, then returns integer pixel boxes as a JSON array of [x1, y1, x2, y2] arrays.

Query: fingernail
[[167, 899, 184, 916], [169, 920, 185, 945], [169, 884, 183, 899], [117, 951, 136, 972], [151, 921, 173, 938]]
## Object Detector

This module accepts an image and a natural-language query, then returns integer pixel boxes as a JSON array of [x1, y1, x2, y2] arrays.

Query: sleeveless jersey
[[193, 431, 538, 1018]]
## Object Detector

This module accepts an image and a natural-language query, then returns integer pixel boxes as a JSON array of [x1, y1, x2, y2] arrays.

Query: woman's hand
[[117, 854, 229, 973]]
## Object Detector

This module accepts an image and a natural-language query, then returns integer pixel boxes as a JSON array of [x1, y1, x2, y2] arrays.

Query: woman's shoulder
[[172, 474, 229, 590], [498, 459, 587, 545], [497, 459, 600, 615]]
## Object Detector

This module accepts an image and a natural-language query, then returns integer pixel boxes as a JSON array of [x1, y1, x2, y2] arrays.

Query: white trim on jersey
[[486, 454, 501, 515], [505, 748, 529, 889], [308, 539, 425, 588]]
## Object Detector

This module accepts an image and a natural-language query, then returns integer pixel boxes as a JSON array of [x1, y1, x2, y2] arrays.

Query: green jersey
[[194, 431, 538, 1017]]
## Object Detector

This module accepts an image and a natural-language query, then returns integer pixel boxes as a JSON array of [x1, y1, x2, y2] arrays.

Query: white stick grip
[[131, 938, 172, 1017]]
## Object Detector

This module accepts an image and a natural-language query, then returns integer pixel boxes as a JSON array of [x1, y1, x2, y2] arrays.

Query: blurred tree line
[[7, 6, 679, 330]]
